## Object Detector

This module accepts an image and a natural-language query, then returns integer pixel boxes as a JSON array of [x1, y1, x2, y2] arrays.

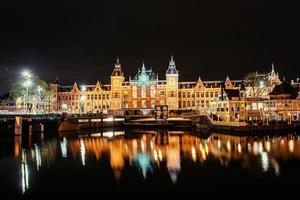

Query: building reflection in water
[[66, 131, 300, 181], [134, 153, 153, 178], [13, 130, 300, 192], [110, 140, 124, 180], [166, 136, 181, 183]]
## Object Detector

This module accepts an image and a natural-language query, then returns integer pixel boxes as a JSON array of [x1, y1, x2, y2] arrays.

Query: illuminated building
[[50, 57, 282, 113], [166, 136, 181, 183]]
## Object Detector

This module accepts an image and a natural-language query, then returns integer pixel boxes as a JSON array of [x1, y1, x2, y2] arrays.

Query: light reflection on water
[[3, 130, 300, 196]]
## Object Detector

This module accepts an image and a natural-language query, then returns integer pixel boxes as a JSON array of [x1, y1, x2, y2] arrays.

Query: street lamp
[[22, 70, 31, 79], [22, 70, 32, 114], [36, 86, 43, 113], [23, 79, 31, 114]]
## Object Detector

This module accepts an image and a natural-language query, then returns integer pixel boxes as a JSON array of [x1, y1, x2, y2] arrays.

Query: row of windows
[[59, 90, 220, 100], [132, 88, 163, 98], [264, 102, 276, 108], [131, 100, 157, 109], [179, 101, 195, 108], [179, 99, 213, 108], [67, 104, 110, 110], [59, 94, 111, 101], [217, 108, 229, 112], [178, 91, 219, 98], [71, 101, 109, 106]]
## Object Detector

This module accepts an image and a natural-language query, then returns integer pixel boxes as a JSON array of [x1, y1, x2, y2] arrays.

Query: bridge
[[0, 113, 125, 135]]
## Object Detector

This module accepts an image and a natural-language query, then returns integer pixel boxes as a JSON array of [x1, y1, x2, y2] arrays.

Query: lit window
[[133, 86, 137, 98], [150, 85, 156, 98], [142, 100, 146, 108], [142, 85, 146, 98]]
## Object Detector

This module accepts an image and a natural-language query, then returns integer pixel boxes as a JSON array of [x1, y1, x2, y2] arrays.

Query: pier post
[[14, 116, 22, 135]]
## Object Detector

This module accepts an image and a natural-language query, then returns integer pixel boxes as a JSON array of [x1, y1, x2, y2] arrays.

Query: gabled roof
[[179, 82, 197, 89], [132, 63, 158, 81]]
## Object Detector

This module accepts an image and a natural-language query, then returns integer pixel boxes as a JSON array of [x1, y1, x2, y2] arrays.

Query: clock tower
[[166, 55, 179, 110], [111, 58, 124, 110]]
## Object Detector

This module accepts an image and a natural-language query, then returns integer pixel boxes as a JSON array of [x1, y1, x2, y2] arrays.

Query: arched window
[[132, 85, 137, 98], [141, 85, 146, 98], [142, 100, 146, 108], [150, 85, 156, 98]]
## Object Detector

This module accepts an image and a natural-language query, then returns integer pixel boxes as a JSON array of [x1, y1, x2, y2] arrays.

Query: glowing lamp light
[[22, 70, 31, 78], [259, 80, 265, 88], [102, 131, 114, 138]]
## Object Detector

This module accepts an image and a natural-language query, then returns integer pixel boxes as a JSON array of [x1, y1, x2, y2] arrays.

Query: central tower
[[166, 56, 179, 110], [111, 58, 124, 110]]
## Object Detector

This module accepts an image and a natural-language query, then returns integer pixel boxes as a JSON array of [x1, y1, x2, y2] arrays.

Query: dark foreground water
[[1, 129, 300, 198]]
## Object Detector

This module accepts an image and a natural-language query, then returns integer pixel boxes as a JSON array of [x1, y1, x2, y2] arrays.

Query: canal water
[[1, 129, 300, 198]]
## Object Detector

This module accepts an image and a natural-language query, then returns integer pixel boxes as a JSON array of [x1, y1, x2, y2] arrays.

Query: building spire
[[111, 57, 123, 76], [142, 60, 146, 72], [198, 76, 202, 82], [115, 57, 121, 69], [116, 56, 120, 65], [166, 55, 178, 74], [271, 62, 275, 73]]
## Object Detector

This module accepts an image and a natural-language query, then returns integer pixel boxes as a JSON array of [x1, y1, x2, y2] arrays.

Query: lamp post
[[36, 86, 42, 113], [23, 79, 31, 113], [22, 71, 32, 114]]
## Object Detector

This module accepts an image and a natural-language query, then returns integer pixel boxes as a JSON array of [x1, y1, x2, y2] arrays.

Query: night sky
[[1, 0, 300, 94]]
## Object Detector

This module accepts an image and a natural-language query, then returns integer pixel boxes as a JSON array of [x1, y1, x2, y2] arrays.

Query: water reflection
[[4, 130, 300, 194], [20, 149, 29, 194]]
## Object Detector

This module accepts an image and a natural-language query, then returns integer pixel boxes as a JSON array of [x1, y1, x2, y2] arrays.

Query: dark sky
[[1, 0, 300, 93]]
